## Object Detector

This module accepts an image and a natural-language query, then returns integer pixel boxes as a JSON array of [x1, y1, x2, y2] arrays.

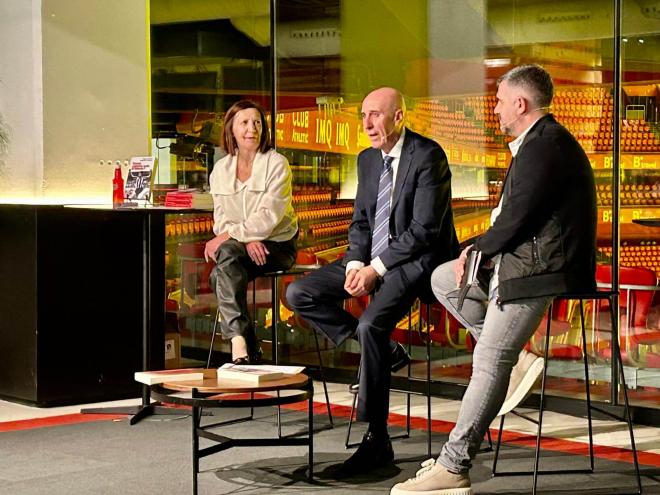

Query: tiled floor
[[2, 381, 659, 459]]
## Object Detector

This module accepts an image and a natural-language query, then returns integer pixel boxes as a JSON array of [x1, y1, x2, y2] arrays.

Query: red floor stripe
[[3, 397, 660, 469], [281, 400, 660, 468], [0, 413, 126, 432], [0, 394, 276, 433]]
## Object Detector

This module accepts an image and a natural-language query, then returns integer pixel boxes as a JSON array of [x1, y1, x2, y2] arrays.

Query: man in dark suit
[[286, 87, 458, 474]]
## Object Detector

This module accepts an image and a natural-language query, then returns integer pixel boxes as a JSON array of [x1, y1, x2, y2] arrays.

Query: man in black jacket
[[391, 65, 596, 495], [287, 87, 458, 475]]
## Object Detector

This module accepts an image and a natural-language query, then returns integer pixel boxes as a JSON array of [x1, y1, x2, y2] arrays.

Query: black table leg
[[81, 211, 198, 423], [151, 378, 313, 493]]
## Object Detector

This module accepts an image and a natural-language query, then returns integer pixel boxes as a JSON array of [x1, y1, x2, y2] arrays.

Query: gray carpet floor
[[1, 406, 658, 495]]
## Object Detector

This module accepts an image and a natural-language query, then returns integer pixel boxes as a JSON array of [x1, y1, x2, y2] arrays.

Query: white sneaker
[[497, 349, 545, 417], [390, 459, 472, 495]]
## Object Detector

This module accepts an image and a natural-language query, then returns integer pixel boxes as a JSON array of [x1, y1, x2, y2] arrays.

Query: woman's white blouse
[[209, 149, 298, 243]]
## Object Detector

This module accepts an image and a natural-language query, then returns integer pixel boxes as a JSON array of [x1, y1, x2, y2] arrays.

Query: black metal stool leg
[[532, 301, 554, 495], [271, 276, 283, 438], [308, 381, 315, 481], [206, 308, 221, 368], [251, 283, 257, 418], [484, 427, 493, 452], [312, 328, 334, 427], [345, 393, 359, 448], [426, 303, 432, 458], [345, 362, 361, 449], [578, 300, 595, 472], [406, 310, 412, 439], [252, 282, 257, 329], [606, 295, 643, 494], [491, 414, 506, 474]]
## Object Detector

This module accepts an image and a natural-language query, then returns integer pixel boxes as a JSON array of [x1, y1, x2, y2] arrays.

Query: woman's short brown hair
[[221, 100, 272, 155]]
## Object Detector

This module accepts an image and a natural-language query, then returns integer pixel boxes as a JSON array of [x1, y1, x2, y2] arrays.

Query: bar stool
[[345, 295, 493, 458], [491, 290, 643, 495], [206, 263, 334, 435], [343, 292, 453, 458], [414, 298, 493, 455]]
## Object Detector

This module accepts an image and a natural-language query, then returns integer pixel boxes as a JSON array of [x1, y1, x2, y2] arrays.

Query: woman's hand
[[246, 241, 270, 266], [204, 232, 230, 262]]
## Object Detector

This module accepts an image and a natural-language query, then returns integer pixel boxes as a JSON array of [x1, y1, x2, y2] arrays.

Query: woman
[[204, 100, 298, 364]]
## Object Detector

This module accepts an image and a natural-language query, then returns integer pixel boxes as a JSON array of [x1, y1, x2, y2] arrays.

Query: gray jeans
[[431, 259, 552, 473]]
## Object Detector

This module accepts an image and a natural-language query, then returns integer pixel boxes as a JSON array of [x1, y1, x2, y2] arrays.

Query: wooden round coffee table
[[150, 369, 313, 495]]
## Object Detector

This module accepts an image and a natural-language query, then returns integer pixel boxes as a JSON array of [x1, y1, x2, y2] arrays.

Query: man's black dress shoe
[[348, 341, 411, 393], [339, 431, 394, 475], [390, 341, 412, 372]]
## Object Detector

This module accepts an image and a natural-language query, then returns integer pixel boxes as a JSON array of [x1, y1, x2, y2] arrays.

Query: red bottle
[[112, 162, 124, 208]]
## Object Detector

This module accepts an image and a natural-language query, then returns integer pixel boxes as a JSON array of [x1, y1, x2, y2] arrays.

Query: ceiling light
[[484, 58, 510, 68]]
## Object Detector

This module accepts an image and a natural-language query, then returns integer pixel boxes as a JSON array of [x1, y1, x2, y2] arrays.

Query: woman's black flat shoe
[[231, 344, 262, 365]]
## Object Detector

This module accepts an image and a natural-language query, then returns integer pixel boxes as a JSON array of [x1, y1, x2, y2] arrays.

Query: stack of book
[[164, 189, 213, 210], [134, 368, 204, 385], [134, 365, 305, 386], [216, 364, 305, 384]]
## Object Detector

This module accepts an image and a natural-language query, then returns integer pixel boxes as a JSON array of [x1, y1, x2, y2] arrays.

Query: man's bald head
[[364, 87, 406, 115], [361, 87, 406, 152]]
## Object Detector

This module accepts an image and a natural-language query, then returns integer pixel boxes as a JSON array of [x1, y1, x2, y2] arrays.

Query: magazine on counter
[[124, 156, 155, 201]]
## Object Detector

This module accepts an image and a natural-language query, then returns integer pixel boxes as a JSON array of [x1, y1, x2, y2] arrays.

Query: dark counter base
[[0, 205, 156, 406]]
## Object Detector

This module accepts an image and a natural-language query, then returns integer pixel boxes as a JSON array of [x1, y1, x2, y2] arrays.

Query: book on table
[[134, 368, 204, 385], [216, 364, 305, 384], [164, 188, 213, 209]]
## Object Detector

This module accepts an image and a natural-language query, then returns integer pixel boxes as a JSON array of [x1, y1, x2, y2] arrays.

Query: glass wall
[[153, 0, 660, 411], [149, 0, 272, 363], [270, 0, 660, 410], [150, 0, 272, 191], [618, 0, 660, 407]]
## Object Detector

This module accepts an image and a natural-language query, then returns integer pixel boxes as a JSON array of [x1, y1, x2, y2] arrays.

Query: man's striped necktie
[[371, 155, 394, 259]]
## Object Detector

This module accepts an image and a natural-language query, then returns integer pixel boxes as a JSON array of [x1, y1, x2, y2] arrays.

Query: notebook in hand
[[456, 249, 482, 311]]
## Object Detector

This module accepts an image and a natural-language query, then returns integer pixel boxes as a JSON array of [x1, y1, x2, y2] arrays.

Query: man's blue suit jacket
[[343, 128, 459, 291]]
